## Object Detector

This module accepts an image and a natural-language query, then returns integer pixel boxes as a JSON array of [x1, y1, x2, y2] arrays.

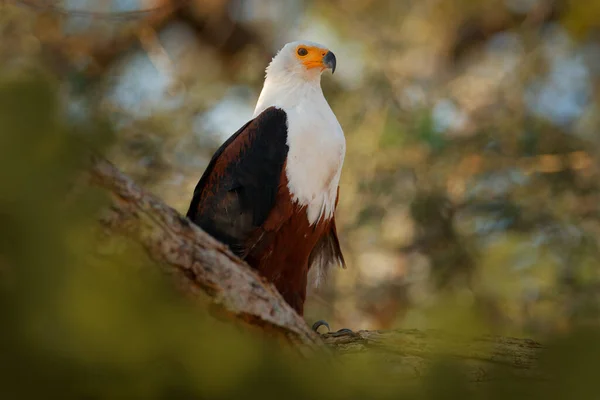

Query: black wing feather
[[186, 107, 289, 257]]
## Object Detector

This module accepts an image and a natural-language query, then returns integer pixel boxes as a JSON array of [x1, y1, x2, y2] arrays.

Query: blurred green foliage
[[6, 0, 599, 336], [2, 59, 600, 400], [3, 1, 600, 397]]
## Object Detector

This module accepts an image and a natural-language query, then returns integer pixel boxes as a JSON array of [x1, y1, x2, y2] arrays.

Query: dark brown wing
[[186, 106, 289, 257]]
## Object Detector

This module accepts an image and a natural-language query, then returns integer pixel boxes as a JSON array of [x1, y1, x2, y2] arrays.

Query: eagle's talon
[[311, 320, 331, 333], [312, 321, 356, 337], [329, 328, 356, 337]]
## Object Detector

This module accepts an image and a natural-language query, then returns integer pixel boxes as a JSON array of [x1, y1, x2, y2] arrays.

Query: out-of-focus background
[[4, 0, 600, 336], [2, 1, 600, 397]]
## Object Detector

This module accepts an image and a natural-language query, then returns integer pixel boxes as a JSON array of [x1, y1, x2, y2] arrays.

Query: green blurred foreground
[[1, 74, 600, 399]]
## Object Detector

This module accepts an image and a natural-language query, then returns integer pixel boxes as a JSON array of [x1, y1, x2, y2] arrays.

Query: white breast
[[253, 76, 346, 225], [284, 100, 345, 225]]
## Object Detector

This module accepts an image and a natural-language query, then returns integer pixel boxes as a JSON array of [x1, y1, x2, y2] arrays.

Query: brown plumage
[[186, 107, 344, 315]]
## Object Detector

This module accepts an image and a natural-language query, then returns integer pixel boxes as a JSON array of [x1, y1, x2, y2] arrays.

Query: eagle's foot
[[311, 320, 356, 337], [311, 319, 330, 333], [329, 328, 355, 337]]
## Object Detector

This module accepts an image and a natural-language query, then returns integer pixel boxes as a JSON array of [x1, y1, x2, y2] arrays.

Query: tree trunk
[[86, 155, 545, 380]]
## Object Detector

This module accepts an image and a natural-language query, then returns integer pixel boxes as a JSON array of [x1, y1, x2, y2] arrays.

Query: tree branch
[[86, 155, 545, 380], [87, 155, 328, 358], [322, 329, 545, 382]]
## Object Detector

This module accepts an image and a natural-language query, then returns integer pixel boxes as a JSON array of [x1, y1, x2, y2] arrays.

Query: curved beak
[[323, 51, 336, 74]]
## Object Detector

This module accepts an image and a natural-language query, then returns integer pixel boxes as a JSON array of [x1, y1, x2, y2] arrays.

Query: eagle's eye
[[297, 47, 308, 56]]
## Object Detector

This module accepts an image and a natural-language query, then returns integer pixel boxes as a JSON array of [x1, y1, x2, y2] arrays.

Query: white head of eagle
[[255, 41, 345, 226], [186, 41, 346, 315]]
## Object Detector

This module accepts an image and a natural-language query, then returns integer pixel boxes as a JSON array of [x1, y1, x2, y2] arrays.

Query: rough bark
[[86, 155, 545, 380], [321, 329, 545, 382], [88, 155, 327, 358]]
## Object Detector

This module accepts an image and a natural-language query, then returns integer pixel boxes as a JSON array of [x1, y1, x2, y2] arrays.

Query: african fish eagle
[[186, 40, 346, 319]]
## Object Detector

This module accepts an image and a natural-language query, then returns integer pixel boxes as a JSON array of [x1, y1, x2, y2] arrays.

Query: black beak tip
[[324, 51, 336, 74]]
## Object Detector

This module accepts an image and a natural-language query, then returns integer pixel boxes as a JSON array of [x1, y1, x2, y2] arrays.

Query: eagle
[[186, 40, 346, 321]]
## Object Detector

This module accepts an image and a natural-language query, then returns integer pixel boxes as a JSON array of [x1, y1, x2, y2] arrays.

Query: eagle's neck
[[253, 76, 346, 226], [253, 76, 323, 118]]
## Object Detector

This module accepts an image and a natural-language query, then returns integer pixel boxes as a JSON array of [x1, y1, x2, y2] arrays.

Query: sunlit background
[[6, 0, 600, 335], [3, 0, 600, 397]]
